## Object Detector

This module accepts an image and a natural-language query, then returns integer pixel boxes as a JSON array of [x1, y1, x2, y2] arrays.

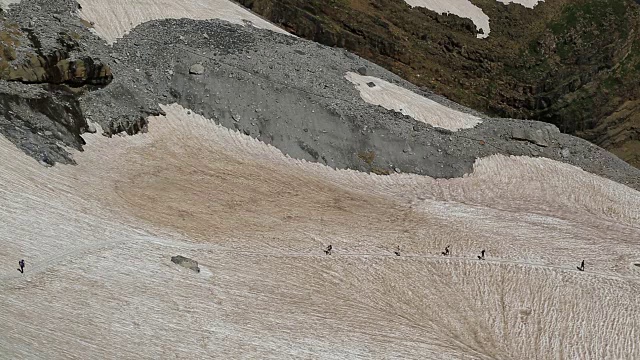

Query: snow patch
[[345, 72, 482, 131], [403, 0, 545, 38], [76, 0, 291, 44], [496, 0, 545, 8], [403, 0, 490, 38]]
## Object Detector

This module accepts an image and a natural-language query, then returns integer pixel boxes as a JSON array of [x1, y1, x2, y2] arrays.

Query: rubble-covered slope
[[238, 0, 640, 168]]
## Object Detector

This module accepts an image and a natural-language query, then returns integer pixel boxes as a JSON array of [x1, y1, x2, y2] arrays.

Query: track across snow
[[1, 104, 639, 358]]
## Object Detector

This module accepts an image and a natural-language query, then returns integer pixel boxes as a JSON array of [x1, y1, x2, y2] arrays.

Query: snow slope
[[1, 104, 639, 358], [345, 72, 482, 131], [76, 0, 291, 44]]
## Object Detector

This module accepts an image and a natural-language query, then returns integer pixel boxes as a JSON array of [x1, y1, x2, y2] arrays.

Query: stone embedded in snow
[[86, 122, 97, 134], [357, 66, 368, 75], [171, 255, 200, 273], [189, 64, 205, 75], [511, 125, 559, 147], [345, 72, 482, 131]]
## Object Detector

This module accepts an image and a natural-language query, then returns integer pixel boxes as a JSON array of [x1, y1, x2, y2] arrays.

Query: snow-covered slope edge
[[76, 0, 291, 44], [1, 104, 638, 359]]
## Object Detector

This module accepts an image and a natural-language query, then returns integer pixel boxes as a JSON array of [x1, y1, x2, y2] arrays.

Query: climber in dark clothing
[[324, 245, 332, 255], [394, 245, 401, 256], [577, 260, 585, 271], [18, 259, 25, 273], [477, 250, 485, 260], [441, 245, 450, 256]]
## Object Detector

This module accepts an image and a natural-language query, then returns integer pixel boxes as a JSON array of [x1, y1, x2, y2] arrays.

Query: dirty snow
[[345, 72, 482, 131], [1, 104, 639, 358], [76, 0, 291, 44]]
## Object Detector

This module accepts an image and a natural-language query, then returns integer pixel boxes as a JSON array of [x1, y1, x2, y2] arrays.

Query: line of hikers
[[15, 250, 587, 275], [323, 245, 586, 271]]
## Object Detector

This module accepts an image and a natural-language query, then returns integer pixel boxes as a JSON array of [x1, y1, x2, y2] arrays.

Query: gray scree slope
[[0, 0, 639, 190]]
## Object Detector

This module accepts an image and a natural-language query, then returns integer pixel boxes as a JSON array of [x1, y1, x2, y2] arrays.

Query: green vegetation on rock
[[239, 0, 640, 168]]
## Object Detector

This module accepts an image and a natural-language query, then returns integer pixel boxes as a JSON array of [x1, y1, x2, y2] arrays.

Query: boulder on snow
[[357, 66, 367, 75], [171, 255, 200, 273]]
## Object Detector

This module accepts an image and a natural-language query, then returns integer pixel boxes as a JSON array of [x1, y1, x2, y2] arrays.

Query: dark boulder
[[171, 255, 201, 273]]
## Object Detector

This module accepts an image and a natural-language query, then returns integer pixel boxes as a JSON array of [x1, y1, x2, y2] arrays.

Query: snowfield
[[76, 0, 292, 44], [403, 0, 546, 38], [1, 104, 639, 359], [346, 72, 482, 131]]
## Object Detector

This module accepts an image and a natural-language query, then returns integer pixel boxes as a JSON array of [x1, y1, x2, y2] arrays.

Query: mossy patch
[[357, 150, 375, 165]]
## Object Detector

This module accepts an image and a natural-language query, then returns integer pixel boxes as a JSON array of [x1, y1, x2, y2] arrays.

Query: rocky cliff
[[238, 0, 640, 168]]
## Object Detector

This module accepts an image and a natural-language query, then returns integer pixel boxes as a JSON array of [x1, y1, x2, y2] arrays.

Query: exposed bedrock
[[0, 2, 118, 163], [5, 51, 113, 86], [0, 81, 87, 165]]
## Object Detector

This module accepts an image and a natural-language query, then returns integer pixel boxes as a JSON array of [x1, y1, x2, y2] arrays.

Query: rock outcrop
[[1, 16, 112, 86], [0, 81, 88, 165], [511, 125, 560, 147], [5, 52, 113, 86]]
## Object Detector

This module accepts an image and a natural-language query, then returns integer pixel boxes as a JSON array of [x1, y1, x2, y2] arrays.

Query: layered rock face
[[5, 52, 112, 85], [0, 17, 112, 86], [0, 10, 118, 163], [238, 0, 640, 168]]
